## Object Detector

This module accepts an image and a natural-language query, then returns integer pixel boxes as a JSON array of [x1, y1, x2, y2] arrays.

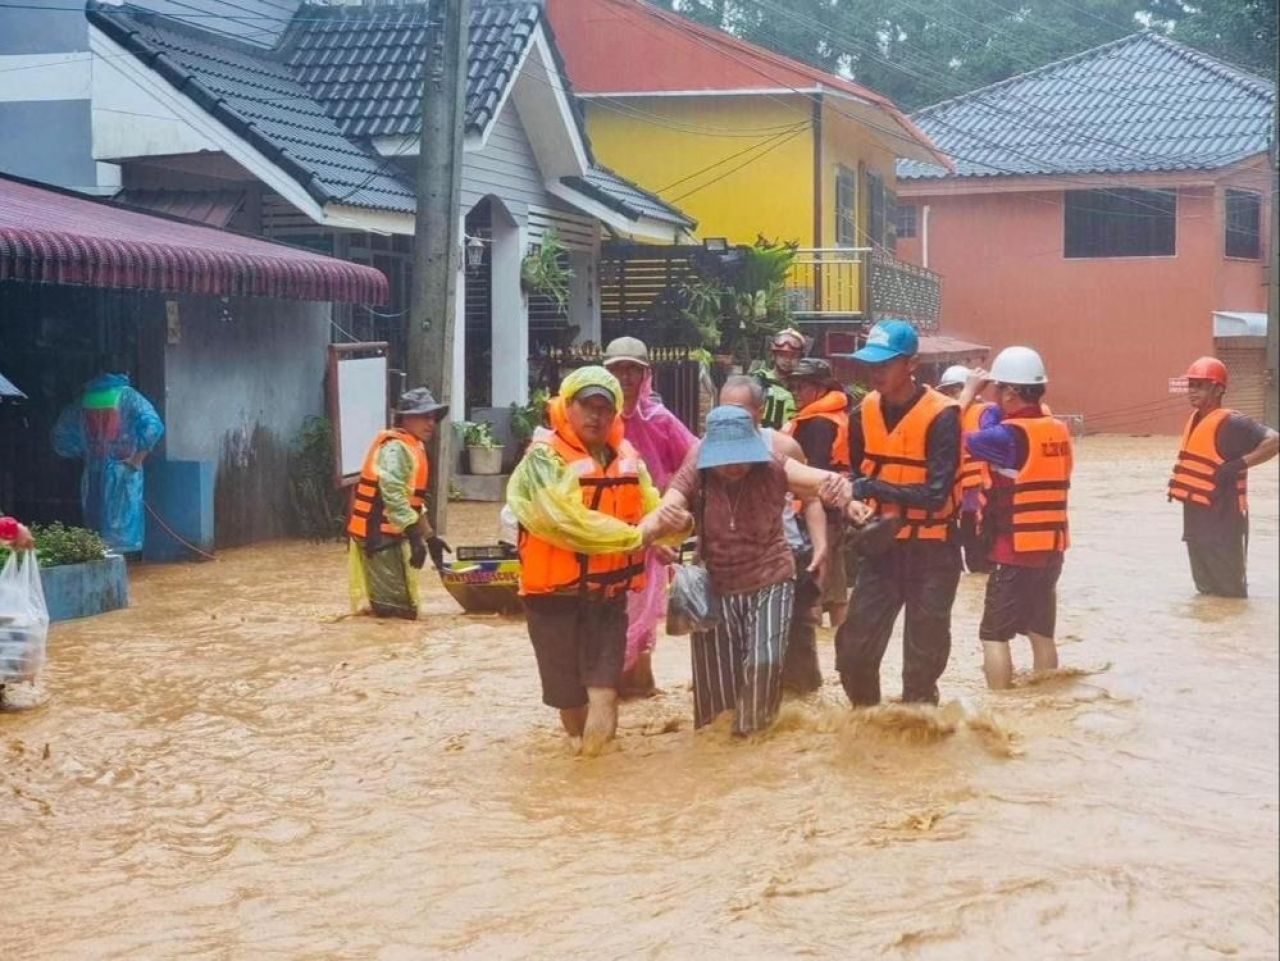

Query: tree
[[648, 0, 1275, 111], [1147, 0, 1277, 79]]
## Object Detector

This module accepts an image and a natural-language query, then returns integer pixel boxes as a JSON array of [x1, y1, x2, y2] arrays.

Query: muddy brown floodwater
[[2, 436, 1277, 960]]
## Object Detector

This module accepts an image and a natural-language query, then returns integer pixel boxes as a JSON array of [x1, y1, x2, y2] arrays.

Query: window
[[1225, 188, 1261, 259], [1063, 188, 1176, 258], [895, 202, 918, 239], [835, 165, 857, 247]]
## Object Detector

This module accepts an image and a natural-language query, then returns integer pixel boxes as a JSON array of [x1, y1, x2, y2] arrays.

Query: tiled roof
[[87, 0, 690, 227], [899, 32, 1275, 181], [283, 1, 540, 139], [561, 166, 696, 228], [127, 0, 303, 50], [89, 3, 416, 212]]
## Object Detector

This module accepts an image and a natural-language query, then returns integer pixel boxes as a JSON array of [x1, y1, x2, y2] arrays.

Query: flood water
[[2, 436, 1277, 959]]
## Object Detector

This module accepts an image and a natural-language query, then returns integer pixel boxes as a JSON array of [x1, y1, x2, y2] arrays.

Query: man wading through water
[[347, 388, 451, 619], [959, 348, 1073, 688], [836, 319, 963, 707], [507, 366, 689, 755], [937, 365, 994, 574], [1167, 356, 1279, 598], [719, 375, 834, 695]]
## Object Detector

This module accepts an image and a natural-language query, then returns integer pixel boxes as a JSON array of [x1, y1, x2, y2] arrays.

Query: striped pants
[[691, 579, 795, 735]]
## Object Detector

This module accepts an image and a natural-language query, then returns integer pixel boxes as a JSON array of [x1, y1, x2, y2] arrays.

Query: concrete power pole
[[408, 0, 469, 532], [1267, 41, 1279, 428]]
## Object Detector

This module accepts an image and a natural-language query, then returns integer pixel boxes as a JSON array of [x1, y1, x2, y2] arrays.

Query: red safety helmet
[[1185, 356, 1228, 388]]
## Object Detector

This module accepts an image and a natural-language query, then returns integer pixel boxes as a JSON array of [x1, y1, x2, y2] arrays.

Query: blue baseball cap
[[697, 405, 772, 469], [851, 319, 918, 364]]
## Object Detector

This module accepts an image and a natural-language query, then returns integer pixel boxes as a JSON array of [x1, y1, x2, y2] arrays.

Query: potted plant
[[0, 522, 128, 622], [520, 228, 574, 311], [462, 421, 504, 475], [508, 387, 550, 457]]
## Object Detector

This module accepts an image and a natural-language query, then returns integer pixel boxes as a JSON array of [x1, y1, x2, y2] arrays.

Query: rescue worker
[[347, 388, 450, 620], [835, 319, 963, 707], [754, 328, 806, 429], [938, 364, 993, 573], [52, 371, 164, 554], [506, 366, 689, 755], [601, 336, 697, 699], [959, 348, 1072, 689], [785, 358, 853, 629], [1167, 356, 1278, 598], [719, 375, 831, 695]]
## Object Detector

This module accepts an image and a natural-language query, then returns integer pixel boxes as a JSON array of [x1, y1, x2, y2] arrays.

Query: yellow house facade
[[547, 0, 949, 320]]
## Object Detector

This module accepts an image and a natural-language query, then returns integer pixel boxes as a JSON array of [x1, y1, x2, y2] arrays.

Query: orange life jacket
[[860, 387, 960, 541], [784, 389, 851, 470], [959, 401, 994, 495], [1168, 408, 1248, 512], [517, 428, 648, 598], [346, 429, 429, 542], [988, 416, 1072, 553]]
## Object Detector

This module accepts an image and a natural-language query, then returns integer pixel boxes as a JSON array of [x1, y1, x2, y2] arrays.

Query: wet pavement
[[2, 436, 1277, 959]]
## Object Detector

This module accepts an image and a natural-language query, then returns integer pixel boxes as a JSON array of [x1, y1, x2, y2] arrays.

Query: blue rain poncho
[[51, 373, 164, 553]]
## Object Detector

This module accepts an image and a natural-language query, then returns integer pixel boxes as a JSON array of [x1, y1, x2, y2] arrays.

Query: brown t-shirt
[[669, 444, 795, 595]]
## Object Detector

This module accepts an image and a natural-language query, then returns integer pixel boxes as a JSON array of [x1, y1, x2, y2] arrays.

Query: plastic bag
[[0, 551, 49, 683], [665, 563, 720, 636]]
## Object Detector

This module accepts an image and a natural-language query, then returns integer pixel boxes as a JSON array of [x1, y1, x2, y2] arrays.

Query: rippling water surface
[[2, 437, 1277, 959]]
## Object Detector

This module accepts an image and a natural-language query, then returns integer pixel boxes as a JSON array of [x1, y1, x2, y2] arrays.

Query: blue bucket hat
[[698, 405, 772, 469], [851, 319, 918, 364]]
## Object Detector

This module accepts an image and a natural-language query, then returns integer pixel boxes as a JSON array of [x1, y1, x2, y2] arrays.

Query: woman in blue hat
[[661, 405, 868, 735]]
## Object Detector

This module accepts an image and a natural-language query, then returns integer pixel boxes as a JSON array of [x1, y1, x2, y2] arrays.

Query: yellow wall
[[819, 102, 898, 250], [583, 95, 816, 246]]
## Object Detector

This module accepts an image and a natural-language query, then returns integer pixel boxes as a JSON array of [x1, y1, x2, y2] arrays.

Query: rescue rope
[[144, 502, 218, 562]]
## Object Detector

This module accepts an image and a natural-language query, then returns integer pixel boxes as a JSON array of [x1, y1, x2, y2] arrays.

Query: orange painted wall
[[897, 174, 1270, 434]]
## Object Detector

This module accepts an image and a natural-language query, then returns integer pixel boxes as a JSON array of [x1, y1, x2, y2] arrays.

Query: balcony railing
[[783, 246, 943, 330], [784, 247, 869, 319]]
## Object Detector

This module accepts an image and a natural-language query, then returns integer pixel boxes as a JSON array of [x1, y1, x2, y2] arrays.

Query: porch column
[[450, 213, 467, 417], [568, 241, 601, 346], [490, 217, 529, 406]]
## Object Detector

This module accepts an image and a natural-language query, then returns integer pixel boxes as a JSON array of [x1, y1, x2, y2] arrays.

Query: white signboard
[[336, 355, 389, 478]]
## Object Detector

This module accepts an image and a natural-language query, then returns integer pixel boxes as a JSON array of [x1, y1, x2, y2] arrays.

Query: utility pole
[[1266, 35, 1279, 428], [408, 0, 469, 533]]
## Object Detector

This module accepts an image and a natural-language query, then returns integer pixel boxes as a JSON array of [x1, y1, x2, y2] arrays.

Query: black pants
[[1186, 535, 1248, 598], [781, 558, 823, 695], [959, 511, 992, 574], [835, 539, 962, 706]]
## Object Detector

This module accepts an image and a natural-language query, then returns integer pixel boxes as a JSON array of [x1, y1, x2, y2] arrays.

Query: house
[[544, 0, 950, 338], [0, 172, 388, 552], [894, 32, 1275, 433], [1, 0, 694, 422]]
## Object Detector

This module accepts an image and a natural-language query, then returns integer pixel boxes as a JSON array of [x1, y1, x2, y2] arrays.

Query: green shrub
[[0, 522, 109, 568], [288, 416, 347, 541]]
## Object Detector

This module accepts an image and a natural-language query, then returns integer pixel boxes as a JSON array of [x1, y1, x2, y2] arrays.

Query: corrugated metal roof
[[115, 188, 247, 227], [0, 174, 388, 303], [899, 32, 1275, 181], [87, 1, 692, 226]]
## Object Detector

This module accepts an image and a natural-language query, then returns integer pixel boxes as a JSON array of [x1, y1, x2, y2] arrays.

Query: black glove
[[427, 536, 452, 571], [405, 523, 428, 570], [1215, 457, 1247, 483]]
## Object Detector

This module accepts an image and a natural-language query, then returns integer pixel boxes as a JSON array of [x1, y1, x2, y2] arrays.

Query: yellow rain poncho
[[348, 436, 426, 618], [506, 366, 662, 559]]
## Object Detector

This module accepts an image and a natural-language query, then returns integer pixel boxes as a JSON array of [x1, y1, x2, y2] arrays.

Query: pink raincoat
[[620, 368, 697, 669]]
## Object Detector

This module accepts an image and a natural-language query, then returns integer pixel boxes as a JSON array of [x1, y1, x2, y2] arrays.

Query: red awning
[[0, 176, 388, 304]]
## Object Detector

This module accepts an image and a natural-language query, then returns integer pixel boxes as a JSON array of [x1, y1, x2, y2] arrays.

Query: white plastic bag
[[0, 551, 48, 683], [665, 563, 720, 636]]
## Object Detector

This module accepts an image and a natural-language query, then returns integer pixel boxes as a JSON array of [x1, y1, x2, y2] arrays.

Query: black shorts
[[523, 594, 628, 709], [979, 558, 1063, 642]]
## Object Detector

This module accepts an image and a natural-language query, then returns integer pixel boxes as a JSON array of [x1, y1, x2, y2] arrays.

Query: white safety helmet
[[990, 346, 1048, 386], [937, 365, 971, 390]]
